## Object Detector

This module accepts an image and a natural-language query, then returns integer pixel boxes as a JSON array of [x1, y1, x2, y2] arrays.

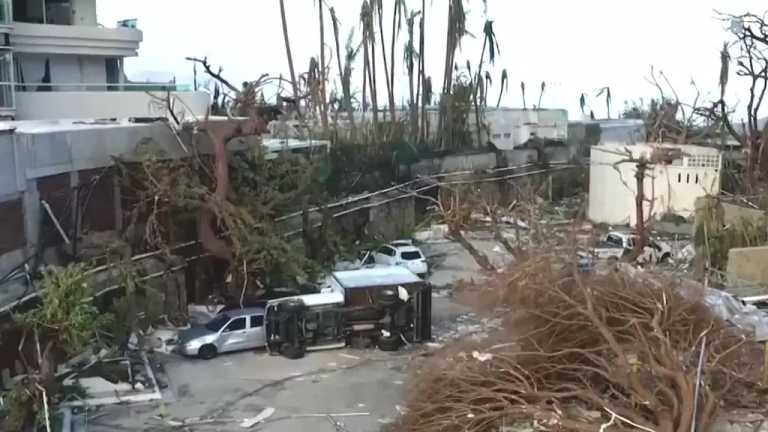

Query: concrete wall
[[368, 195, 415, 240], [409, 152, 498, 177], [18, 53, 109, 89], [588, 143, 722, 225], [722, 202, 766, 226], [13, 22, 142, 57], [728, 246, 768, 286], [70, 0, 98, 26], [15, 91, 210, 120]]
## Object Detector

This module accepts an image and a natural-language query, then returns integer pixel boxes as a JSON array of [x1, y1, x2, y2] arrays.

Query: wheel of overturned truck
[[378, 336, 402, 352], [198, 344, 217, 360], [376, 288, 400, 307], [280, 343, 306, 359], [280, 299, 304, 314]]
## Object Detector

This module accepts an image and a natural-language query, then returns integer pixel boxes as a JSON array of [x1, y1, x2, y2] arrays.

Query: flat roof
[[0, 118, 152, 134], [332, 266, 422, 289]]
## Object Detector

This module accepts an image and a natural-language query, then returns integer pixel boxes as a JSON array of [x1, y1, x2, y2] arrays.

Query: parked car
[[590, 231, 672, 264], [175, 307, 266, 359], [373, 240, 429, 278]]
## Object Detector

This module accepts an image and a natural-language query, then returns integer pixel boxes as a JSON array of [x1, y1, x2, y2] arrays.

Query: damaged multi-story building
[[0, 0, 211, 307]]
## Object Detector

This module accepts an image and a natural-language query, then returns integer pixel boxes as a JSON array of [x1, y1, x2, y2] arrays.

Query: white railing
[[15, 82, 194, 92]]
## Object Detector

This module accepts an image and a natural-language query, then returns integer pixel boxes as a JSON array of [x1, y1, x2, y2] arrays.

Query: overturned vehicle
[[265, 266, 432, 359]]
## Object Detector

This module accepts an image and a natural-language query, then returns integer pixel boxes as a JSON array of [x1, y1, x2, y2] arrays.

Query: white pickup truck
[[592, 231, 673, 264]]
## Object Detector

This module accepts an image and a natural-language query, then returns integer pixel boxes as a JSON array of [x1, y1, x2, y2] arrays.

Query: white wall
[[70, 0, 98, 26], [588, 143, 721, 225], [15, 91, 210, 120]]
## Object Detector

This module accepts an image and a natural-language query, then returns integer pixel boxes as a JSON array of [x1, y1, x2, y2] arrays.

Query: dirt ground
[[83, 237, 501, 432]]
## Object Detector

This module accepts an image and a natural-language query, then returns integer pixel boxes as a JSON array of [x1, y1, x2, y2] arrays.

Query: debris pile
[[400, 256, 768, 432]]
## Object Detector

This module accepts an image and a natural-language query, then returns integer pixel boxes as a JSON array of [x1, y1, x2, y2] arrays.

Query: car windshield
[[205, 314, 230, 332], [401, 251, 422, 260], [605, 234, 624, 247]]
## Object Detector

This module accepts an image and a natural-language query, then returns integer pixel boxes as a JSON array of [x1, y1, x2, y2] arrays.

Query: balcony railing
[[15, 82, 194, 92]]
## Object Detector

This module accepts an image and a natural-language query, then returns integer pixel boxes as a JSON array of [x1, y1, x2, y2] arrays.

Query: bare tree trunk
[[197, 118, 267, 263], [318, 0, 329, 130], [473, 38, 488, 149], [369, 30, 380, 130], [416, 0, 427, 142], [389, 2, 400, 123], [376, 3, 395, 122], [279, 0, 301, 115], [489, 210, 516, 257], [633, 158, 649, 257], [449, 227, 495, 271]]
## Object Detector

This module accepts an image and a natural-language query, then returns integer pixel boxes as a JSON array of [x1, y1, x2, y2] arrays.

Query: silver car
[[175, 307, 266, 359]]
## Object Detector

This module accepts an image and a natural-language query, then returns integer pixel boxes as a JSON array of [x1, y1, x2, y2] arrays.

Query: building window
[[13, 0, 72, 25], [687, 154, 720, 168], [0, 51, 14, 109], [677, 173, 681, 183], [0, 0, 11, 25], [686, 173, 690, 184]]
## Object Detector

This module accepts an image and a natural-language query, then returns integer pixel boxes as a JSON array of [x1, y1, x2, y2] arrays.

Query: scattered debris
[[240, 407, 275, 428], [399, 256, 768, 432]]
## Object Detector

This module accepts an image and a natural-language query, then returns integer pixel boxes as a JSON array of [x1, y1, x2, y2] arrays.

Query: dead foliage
[[400, 257, 767, 432]]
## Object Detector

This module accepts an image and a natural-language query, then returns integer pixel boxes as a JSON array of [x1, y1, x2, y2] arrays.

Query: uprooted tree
[[5, 264, 114, 431], [400, 256, 767, 432]]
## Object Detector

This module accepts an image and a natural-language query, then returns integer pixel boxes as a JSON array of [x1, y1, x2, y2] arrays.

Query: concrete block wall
[[727, 246, 768, 288]]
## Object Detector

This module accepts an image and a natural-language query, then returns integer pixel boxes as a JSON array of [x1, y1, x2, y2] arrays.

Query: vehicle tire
[[377, 288, 400, 307], [660, 253, 671, 263], [280, 299, 304, 313], [378, 336, 402, 352], [198, 344, 217, 360], [280, 343, 306, 359]]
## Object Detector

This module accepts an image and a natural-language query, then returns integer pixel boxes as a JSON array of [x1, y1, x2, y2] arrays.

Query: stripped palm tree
[[330, 7, 356, 128], [537, 81, 545, 109], [405, 10, 422, 140], [496, 68, 508, 109], [372, 0, 395, 121], [596, 86, 612, 119], [417, 0, 427, 143], [390, 0, 407, 121], [360, 0, 378, 131], [473, 19, 500, 147], [438, 0, 469, 148], [520, 81, 526, 110], [316, 0, 329, 130], [279, 0, 301, 117]]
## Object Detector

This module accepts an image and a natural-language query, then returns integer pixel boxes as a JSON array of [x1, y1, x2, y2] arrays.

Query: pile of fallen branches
[[401, 257, 767, 432]]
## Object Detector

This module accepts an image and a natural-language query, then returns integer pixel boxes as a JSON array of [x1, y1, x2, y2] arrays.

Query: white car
[[373, 240, 429, 278]]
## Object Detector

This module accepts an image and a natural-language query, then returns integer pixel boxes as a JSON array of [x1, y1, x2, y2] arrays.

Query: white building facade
[[0, 0, 208, 120], [588, 143, 722, 226]]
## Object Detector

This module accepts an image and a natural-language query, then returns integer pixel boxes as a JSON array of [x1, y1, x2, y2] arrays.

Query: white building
[[588, 143, 722, 225], [0, 0, 208, 120]]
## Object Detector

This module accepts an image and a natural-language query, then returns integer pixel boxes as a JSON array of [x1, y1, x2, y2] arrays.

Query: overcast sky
[[96, 0, 766, 120]]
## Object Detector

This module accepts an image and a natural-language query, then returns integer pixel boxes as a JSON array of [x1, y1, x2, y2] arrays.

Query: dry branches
[[400, 257, 767, 432]]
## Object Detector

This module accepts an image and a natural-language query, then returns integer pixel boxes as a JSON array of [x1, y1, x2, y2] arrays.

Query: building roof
[[332, 266, 422, 289], [0, 118, 151, 134]]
